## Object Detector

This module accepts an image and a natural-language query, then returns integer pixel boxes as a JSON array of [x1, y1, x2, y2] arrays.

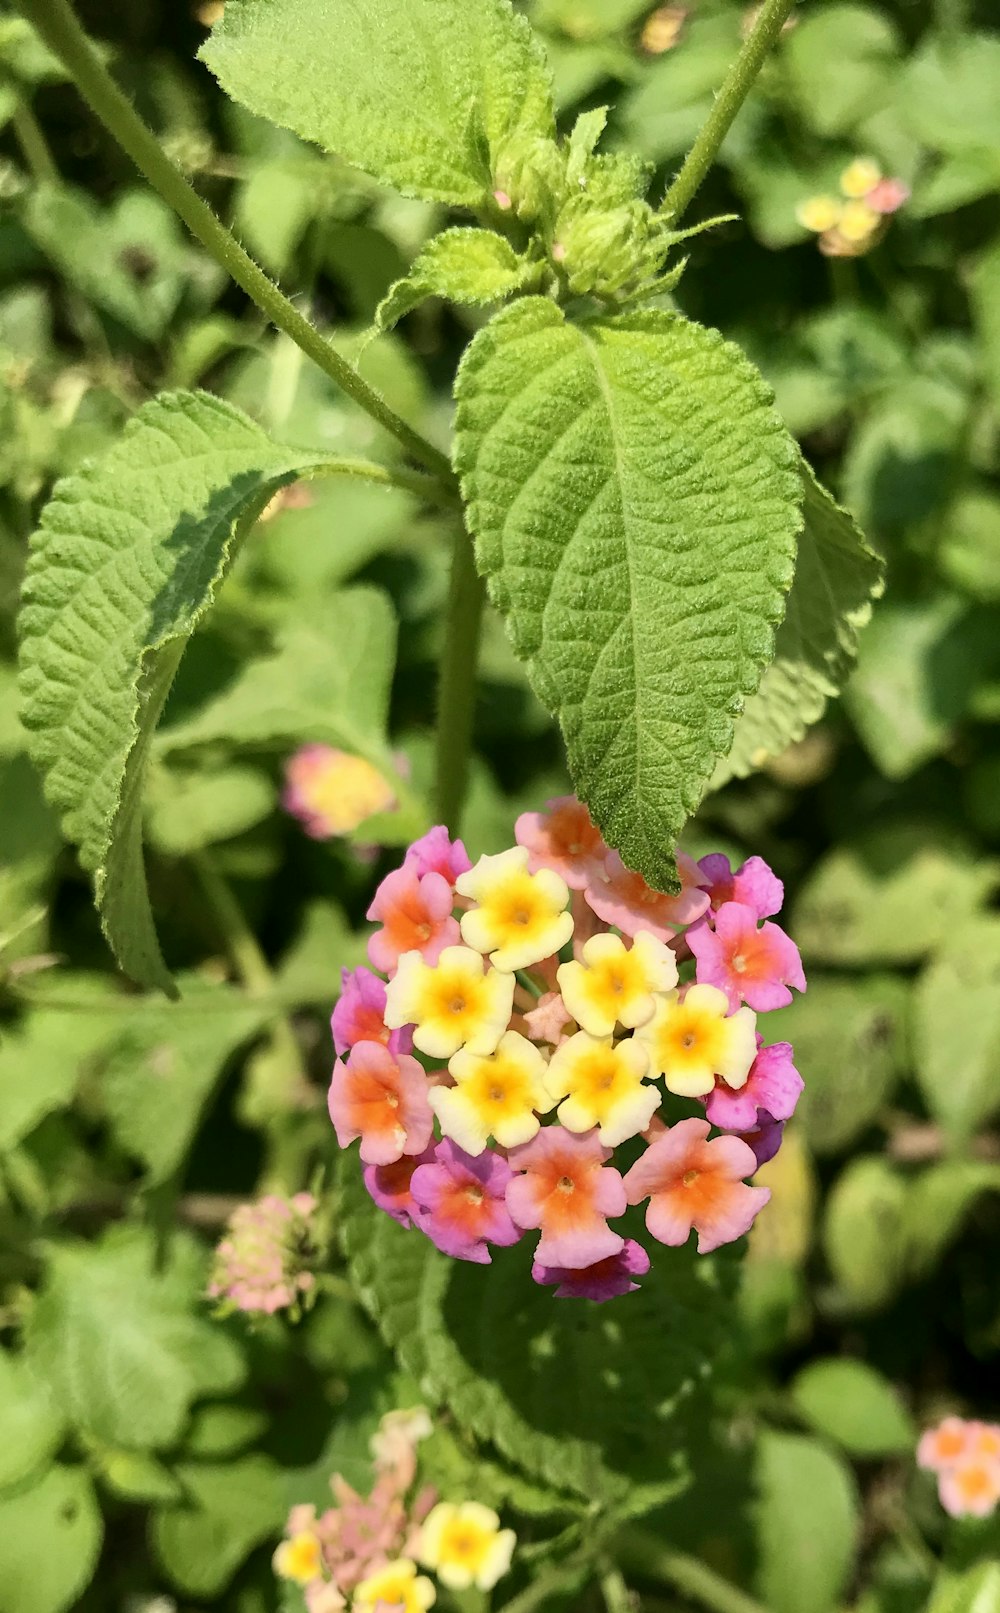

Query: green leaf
[[938, 491, 1000, 604], [914, 918, 1000, 1144], [376, 228, 540, 334], [183, 1403, 269, 1459], [971, 240, 1000, 414], [151, 1456, 286, 1597], [145, 762, 277, 856], [200, 0, 554, 208], [911, 151, 1000, 220], [793, 820, 997, 966], [765, 975, 909, 1155], [926, 1562, 1000, 1613], [0, 1005, 119, 1154], [905, 1161, 1000, 1280], [823, 1157, 908, 1312], [783, 4, 901, 137], [102, 978, 269, 1184], [753, 1431, 860, 1613], [0, 1466, 103, 1613], [18, 390, 389, 994], [0, 1348, 65, 1492], [710, 463, 882, 787], [844, 596, 998, 779], [897, 35, 1000, 157], [24, 1225, 245, 1450], [790, 1359, 915, 1457], [94, 1447, 183, 1503], [455, 297, 800, 888], [339, 1160, 731, 1507]]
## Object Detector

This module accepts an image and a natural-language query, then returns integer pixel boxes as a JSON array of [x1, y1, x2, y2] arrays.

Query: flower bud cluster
[[208, 1191, 321, 1317], [328, 801, 806, 1303]]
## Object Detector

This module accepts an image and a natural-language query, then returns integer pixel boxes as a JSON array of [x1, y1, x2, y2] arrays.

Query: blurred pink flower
[[208, 1191, 319, 1316]]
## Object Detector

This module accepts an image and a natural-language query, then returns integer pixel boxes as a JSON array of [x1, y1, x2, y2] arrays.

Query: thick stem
[[17, 0, 455, 486], [10, 95, 59, 184], [661, 0, 800, 226], [435, 524, 485, 832], [617, 1532, 768, 1613]]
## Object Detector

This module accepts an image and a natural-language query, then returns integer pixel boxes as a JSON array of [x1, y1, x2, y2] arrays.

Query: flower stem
[[435, 523, 486, 832], [10, 93, 59, 184], [661, 0, 799, 225], [616, 1531, 769, 1613], [16, 0, 455, 486]]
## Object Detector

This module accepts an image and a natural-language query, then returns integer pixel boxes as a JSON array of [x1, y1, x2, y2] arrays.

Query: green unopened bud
[[492, 134, 566, 226], [551, 197, 669, 300]]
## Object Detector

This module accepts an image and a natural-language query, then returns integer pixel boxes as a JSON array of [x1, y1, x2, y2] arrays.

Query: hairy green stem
[[661, 0, 799, 225], [617, 1531, 768, 1613], [600, 1562, 635, 1613], [17, 0, 455, 485], [435, 523, 486, 832], [10, 93, 59, 184]]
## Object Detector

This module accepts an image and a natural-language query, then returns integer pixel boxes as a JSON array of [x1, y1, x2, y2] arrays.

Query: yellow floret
[[419, 1502, 517, 1592], [434, 1031, 554, 1153], [384, 946, 515, 1059], [355, 1559, 436, 1613], [796, 194, 842, 233], [839, 156, 882, 199], [544, 1031, 660, 1147], [838, 200, 880, 243], [273, 1532, 322, 1585], [557, 929, 678, 1039], [635, 985, 757, 1097], [456, 847, 573, 972]]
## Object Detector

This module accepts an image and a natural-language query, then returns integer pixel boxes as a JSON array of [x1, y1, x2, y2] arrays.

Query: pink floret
[[688, 902, 806, 1012], [411, 1139, 521, 1264], [366, 865, 459, 975], [331, 966, 412, 1057], [404, 825, 472, 884], [532, 1238, 650, 1301], [697, 853, 784, 920], [705, 1039, 803, 1132]]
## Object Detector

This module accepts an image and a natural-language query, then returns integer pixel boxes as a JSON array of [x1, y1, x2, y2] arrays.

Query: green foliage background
[[1, 1, 1000, 1611]]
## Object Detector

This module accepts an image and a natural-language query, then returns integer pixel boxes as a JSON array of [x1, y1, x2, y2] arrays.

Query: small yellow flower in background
[[457, 847, 574, 973], [641, 4, 688, 54], [419, 1502, 517, 1592], [284, 744, 396, 839], [385, 946, 515, 1059], [273, 1531, 322, 1585], [557, 929, 678, 1039], [636, 985, 757, 1098], [434, 1031, 554, 1153], [796, 195, 842, 234], [840, 156, 882, 198], [545, 1031, 660, 1147], [838, 200, 880, 243], [355, 1559, 436, 1613]]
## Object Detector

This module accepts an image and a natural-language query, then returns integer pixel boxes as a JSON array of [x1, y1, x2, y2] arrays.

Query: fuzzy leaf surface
[[339, 1161, 734, 1507], [376, 229, 540, 334], [17, 390, 387, 993], [711, 464, 882, 787], [200, 0, 554, 207], [455, 298, 801, 887]]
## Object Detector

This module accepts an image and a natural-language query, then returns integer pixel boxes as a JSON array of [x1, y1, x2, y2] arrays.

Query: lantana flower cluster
[[274, 1406, 516, 1612], [285, 744, 398, 840], [918, 1417, 1000, 1519], [796, 157, 909, 257], [207, 1191, 321, 1317], [328, 800, 805, 1302]]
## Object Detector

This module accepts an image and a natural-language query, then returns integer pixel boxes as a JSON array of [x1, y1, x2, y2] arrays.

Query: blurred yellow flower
[[796, 195, 842, 234], [839, 157, 882, 199]]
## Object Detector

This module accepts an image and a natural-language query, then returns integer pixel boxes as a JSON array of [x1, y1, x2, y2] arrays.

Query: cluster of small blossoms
[[207, 1191, 320, 1317], [918, 1417, 1000, 1519], [327, 800, 805, 1302], [284, 745, 398, 840], [274, 1407, 516, 1613], [796, 158, 909, 258]]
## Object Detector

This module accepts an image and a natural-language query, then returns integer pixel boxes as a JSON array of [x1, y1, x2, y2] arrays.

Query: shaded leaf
[[753, 1431, 860, 1613], [791, 1358, 915, 1457], [0, 1465, 102, 1613], [823, 1157, 908, 1312], [914, 918, 1000, 1144], [0, 1348, 65, 1492], [151, 1456, 285, 1597], [905, 1161, 1000, 1280]]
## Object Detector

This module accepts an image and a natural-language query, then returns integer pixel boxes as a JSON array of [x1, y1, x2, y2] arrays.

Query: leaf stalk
[[17, 0, 456, 487], [661, 0, 800, 225]]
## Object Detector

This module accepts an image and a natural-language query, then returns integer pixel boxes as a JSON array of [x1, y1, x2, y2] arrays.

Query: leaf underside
[[454, 297, 802, 890], [17, 390, 383, 994], [710, 461, 884, 788]]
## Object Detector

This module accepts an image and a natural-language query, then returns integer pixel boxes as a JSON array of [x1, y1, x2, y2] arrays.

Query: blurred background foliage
[[1, 0, 1000, 1610]]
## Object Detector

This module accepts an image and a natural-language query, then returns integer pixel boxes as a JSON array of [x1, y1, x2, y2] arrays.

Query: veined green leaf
[[200, 0, 555, 207], [711, 464, 882, 787], [17, 390, 399, 994], [376, 228, 541, 334], [455, 298, 801, 889], [339, 1160, 732, 1506]]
